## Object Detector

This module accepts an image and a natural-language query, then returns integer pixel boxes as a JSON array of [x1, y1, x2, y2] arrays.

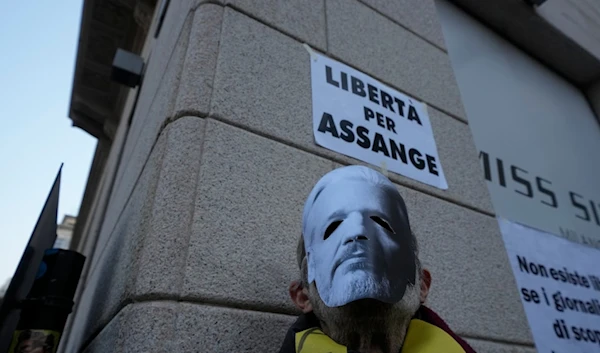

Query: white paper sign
[[308, 51, 448, 190], [500, 218, 600, 353]]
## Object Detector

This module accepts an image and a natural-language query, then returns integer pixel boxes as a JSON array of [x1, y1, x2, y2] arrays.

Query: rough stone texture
[[359, 0, 446, 49], [63, 131, 167, 353], [82, 302, 178, 353], [174, 5, 223, 116], [225, 0, 326, 50], [102, 16, 193, 247], [134, 117, 206, 297], [396, 182, 532, 344], [466, 338, 537, 353], [64, 118, 207, 352], [113, 0, 192, 185], [88, 128, 168, 278], [182, 119, 334, 312], [210, 8, 490, 212], [81, 302, 293, 353], [327, 0, 466, 120], [173, 304, 295, 352], [210, 7, 313, 148]]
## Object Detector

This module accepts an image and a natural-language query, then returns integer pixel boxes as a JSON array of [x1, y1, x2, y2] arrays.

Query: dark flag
[[0, 166, 62, 352]]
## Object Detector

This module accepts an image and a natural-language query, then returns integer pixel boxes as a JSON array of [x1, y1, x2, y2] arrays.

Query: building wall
[[63, 1, 536, 352]]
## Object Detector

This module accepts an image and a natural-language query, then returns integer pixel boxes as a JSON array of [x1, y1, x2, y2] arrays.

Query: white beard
[[308, 269, 422, 353]]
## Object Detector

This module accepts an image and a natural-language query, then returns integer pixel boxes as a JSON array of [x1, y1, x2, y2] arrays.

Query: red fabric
[[419, 306, 476, 353]]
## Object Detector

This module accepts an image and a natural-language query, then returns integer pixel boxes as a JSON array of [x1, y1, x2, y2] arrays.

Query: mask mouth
[[332, 250, 371, 275]]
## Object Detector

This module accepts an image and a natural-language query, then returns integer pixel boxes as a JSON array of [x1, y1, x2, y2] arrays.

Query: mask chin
[[309, 271, 422, 326], [315, 269, 411, 308]]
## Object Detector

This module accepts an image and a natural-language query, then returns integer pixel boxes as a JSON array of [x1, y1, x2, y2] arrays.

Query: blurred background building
[[58, 0, 600, 352], [55, 215, 77, 250]]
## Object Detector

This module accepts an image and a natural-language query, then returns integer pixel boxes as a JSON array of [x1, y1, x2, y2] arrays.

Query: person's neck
[[321, 318, 410, 353], [317, 300, 413, 353]]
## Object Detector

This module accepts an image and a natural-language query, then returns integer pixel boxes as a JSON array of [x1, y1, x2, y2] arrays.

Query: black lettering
[[390, 139, 407, 164], [568, 273, 577, 286], [542, 287, 550, 306], [340, 72, 348, 91], [385, 117, 396, 134], [563, 320, 570, 339], [582, 275, 590, 288], [538, 264, 548, 277], [512, 166, 533, 197], [521, 288, 540, 303], [565, 297, 574, 310], [372, 133, 390, 157], [530, 264, 539, 275], [364, 106, 375, 122], [575, 299, 588, 313], [352, 77, 366, 97], [394, 97, 405, 117], [521, 288, 532, 302], [572, 326, 582, 341], [367, 84, 379, 105], [591, 201, 600, 226], [537, 177, 557, 208], [408, 149, 425, 170], [531, 289, 540, 303], [497, 158, 506, 187], [407, 105, 423, 125], [479, 151, 491, 181], [554, 292, 564, 312], [326, 66, 339, 87], [426, 155, 439, 176], [356, 126, 370, 149], [517, 255, 529, 274], [550, 268, 559, 281], [376, 112, 385, 128], [318, 112, 339, 138], [554, 319, 565, 338], [571, 192, 590, 221], [559, 270, 567, 283], [380, 90, 394, 112], [339, 120, 354, 142]]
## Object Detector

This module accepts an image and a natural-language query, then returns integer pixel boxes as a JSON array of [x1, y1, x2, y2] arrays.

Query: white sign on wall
[[438, 0, 600, 247], [500, 218, 600, 353], [308, 49, 448, 190]]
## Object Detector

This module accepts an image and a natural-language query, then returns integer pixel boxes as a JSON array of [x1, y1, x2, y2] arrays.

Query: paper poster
[[308, 50, 448, 190], [500, 218, 600, 353]]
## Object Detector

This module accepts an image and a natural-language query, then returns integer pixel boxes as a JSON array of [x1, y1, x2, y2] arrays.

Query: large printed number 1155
[[478, 151, 600, 226]]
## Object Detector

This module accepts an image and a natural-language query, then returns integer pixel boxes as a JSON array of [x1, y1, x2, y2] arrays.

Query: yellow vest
[[295, 318, 466, 353]]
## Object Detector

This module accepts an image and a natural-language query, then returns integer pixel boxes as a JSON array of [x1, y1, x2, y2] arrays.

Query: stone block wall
[[63, 1, 536, 352]]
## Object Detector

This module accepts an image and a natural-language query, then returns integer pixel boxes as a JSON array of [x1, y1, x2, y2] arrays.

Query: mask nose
[[342, 212, 369, 245], [343, 234, 368, 245]]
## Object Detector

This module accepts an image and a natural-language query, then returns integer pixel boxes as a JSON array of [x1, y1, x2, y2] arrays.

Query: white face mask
[[302, 166, 417, 307]]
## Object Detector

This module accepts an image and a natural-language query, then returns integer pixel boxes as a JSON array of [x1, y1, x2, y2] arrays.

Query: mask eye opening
[[324, 220, 343, 240], [370, 216, 395, 234]]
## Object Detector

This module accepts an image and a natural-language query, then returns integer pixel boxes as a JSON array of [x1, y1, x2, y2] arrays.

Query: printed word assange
[[318, 112, 440, 176]]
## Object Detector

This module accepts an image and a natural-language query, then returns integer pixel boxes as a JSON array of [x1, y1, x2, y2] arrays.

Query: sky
[[0, 1, 95, 285]]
